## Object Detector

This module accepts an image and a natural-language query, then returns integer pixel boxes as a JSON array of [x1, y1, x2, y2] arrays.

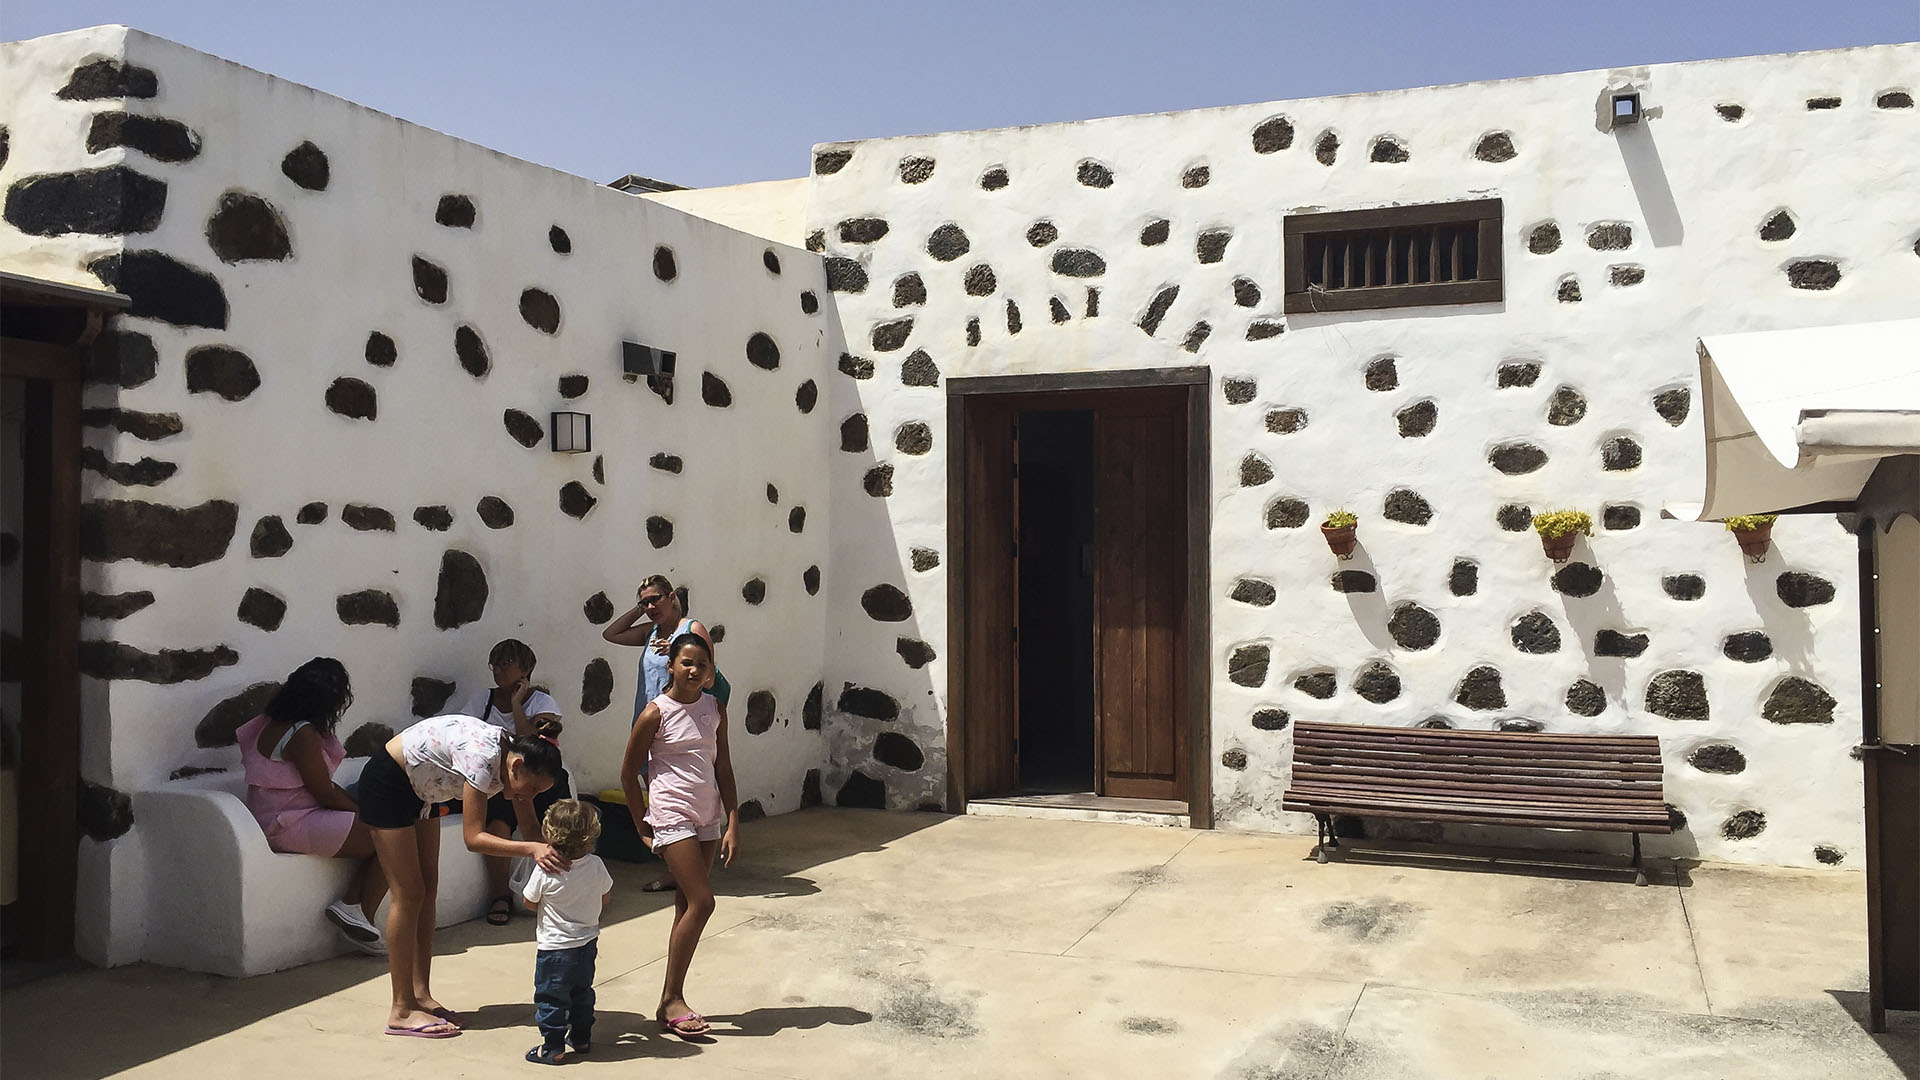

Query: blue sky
[[5, 2, 1914, 188]]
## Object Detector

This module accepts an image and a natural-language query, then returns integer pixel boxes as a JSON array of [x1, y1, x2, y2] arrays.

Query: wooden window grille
[[1283, 198, 1503, 314]]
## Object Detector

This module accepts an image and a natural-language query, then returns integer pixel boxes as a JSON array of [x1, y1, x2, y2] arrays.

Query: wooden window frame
[[1283, 198, 1504, 314]]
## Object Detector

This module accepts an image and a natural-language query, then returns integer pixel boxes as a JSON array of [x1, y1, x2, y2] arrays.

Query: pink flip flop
[[385, 1021, 461, 1039], [661, 1012, 710, 1038]]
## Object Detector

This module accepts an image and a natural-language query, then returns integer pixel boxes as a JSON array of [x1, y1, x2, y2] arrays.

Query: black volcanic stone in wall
[[1182, 165, 1210, 188], [1787, 260, 1841, 290], [1354, 662, 1401, 703], [1557, 278, 1582, 303], [1228, 645, 1270, 687], [583, 591, 614, 623], [79, 447, 175, 487], [1690, 743, 1747, 775], [1051, 249, 1107, 277], [281, 141, 329, 190], [592, 456, 604, 484], [702, 372, 732, 406], [1498, 718, 1544, 733], [1595, 630, 1649, 657], [896, 637, 938, 671], [966, 318, 981, 346], [1230, 578, 1276, 606], [744, 691, 777, 735], [1758, 210, 1796, 241], [1764, 676, 1837, 724], [1647, 671, 1708, 720], [337, 589, 399, 627], [1369, 136, 1409, 163], [1552, 562, 1603, 597], [1240, 454, 1273, 487], [1454, 667, 1505, 710], [1050, 297, 1071, 323], [806, 230, 826, 252], [195, 682, 281, 746], [412, 677, 457, 718], [1245, 319, 1287, 341], [1602, 437, 1642, 471], [550, 225, 571, 253], [840, 414, 869, 452], [1182, 322, 1211, 352], [81, 499, 236, 567], [977, 165, 1010, 190], [1663, 574, 1706, 601], [1498, 361, 1540, 387], [80, 590, 155, 619], [1396, 400, 1437, 438], [1294, 671, 1336, 699], [800, 290, 818, 314], [649, 453, 682, 474], [1005, 299, 1022, 334], [871, 319, 914, 352], [206, 192, 291, 262], [1776, 571, 1835, 607], [86, 330, 158, 389], [926, 224, 970, 261], [87, 112, 199, 161], [1252, 115, 1295, 152], [1221, 748, 1247, 771], [895, 422, 932, 455], [342, 504, 395, 532], [503, 409, 543, 448], [250, 515, 293, 558], [1383, 489, 1432, 525], [1815, 845, 1846, 864], [1314, 130, 1339, 165], [1222, 378, 1255, 405], [741, 577, 767, 605], [1077, 160, 1114, 187], [1026, 221, 1058, 247], [1138, 286, 1179, 335], [476, 496, 514, 529], [1450, 559, 1478, 596], [826, 257, 867, 293], [87, 251, 227, 328], [653, 245, 678, 281], [1722, 810, 1766, 841], [81, 407, 181, 440], [839, 684, 899, 721], [911, 548, 940, 572], [796, 379, 818, 413], [1330, 570, 1377, 593], [743, 330, 783, 370], [1567, 679, 1607, 716], [964, 264, 997, 295], [898, 157, 935, 184], [1140, 219, 1170, 246], [1266, 497, 1309, 529], [1547, 387, 1587, 426], [412, 256, 448, 303], [1716, 104, 1745, 122], [58, 58, 159, 100], [435, 194, 475, 227], [519, 289, 561, 334], [803, 682, 824, 730], [893, 273, 925, 307], [1253, 708, 1290, 731], [434, 549, 488, 629], [840, 217, 889, 244], [864, 465, 894, 497], [814, 148, 852, 175], [81, 640, 237, 684], [804, 565, 821, 594], [1364, 357, 1398, 391], [1603, 505, 1641, 530], [1390, 604, 1440, 650], [1806, 96, 1841, 110], [1527, 223, 1561, 254], [5, 164, 168, 235], [581, 658, 613, 715], [1195, 230, 1231, 264], [1880, 91, 1916, 109], [185, 346, 260, 401], [413, 505, 452, 531], [862, 584, 913, 621], [365, 331, 397, 367], [1490, 443, 1547, 475], [1587, 223, 1632, 250], [237, 588, 287, 631], [1723, 631, 1772, 662], [557, 373, 588, 399], [1232, 277, 1261, 307], [1512, 612, 1561, 653], [837, 771, 887, 809], [1474, 132, 1517, 162], [1654, 388, 1691, 426], [326, 377, 376, 420], [560, 482, 597, 519], [646, 515, 672, 547]]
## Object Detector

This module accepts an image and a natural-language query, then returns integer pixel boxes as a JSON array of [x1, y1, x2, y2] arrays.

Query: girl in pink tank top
[[618, 632, 739, 1039]]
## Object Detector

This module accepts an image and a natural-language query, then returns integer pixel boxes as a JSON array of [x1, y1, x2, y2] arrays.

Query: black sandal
[[526, 1044, 565, 1065], [486, 894, 512, 926]]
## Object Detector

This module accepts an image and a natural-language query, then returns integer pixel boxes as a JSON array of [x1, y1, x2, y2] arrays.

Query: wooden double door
[[950, 376, 1206, 812]]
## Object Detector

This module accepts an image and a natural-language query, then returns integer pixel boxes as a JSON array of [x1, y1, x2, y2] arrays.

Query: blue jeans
[[533, 940, 597, 1049]]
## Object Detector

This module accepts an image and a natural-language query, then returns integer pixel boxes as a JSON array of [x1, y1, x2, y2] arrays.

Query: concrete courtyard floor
[[3, 807, 1913, 1079]]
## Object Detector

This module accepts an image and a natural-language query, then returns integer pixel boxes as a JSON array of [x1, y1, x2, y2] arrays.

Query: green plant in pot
[[1532, 509, 1592, 563], [1321, 509, 1358, 560], [1725, 513, 1778, 562]]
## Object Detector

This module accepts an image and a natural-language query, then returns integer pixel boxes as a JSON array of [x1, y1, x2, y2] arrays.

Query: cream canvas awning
[[1673, 319, 1920, 521]]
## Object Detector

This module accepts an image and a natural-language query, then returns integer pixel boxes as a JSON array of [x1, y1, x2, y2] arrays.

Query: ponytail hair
[[506, 715, 565, 778]]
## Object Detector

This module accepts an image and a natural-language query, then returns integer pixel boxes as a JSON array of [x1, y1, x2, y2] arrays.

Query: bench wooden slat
[[1280, 798, 1669, 834], [1294, 725, 1660, 749], [1285, 787, 1672, 823], [1293, 757, 1662, 782], [1289, 769, 1666, 802], [1295, 734, 1662, 766]]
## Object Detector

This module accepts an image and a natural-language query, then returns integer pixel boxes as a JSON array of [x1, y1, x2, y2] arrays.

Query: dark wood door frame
[[946, 366, 1212, 827]]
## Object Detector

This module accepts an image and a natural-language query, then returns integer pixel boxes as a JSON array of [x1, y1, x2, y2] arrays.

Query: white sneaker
[[325, 900, 386, 955]]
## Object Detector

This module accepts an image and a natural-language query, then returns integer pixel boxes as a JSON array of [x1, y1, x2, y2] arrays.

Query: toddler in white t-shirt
[[521, 799, 613, 1065]]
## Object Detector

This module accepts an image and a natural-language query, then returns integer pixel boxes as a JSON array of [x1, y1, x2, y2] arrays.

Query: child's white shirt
[[521, 854, 612, 950]]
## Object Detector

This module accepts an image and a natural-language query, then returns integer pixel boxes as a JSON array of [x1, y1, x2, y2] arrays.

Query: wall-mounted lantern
[[622, 340, 677, 401], [550, 411, 591, 453], [1597, 82, 1648, 132]]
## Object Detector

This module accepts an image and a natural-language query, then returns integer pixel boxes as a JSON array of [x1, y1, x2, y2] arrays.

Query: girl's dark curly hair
[[263, 657, 353, 735]]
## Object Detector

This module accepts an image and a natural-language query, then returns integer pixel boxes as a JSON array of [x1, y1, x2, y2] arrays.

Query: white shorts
[[652, 818, 724, 849]]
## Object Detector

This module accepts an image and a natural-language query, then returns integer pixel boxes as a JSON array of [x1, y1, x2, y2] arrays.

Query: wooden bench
[[1280, 721, 1672, 884]]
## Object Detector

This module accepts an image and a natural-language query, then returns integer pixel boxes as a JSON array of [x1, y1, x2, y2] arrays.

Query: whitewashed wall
[[806, 43, 1920, 868], [1, 27, 838, 963]]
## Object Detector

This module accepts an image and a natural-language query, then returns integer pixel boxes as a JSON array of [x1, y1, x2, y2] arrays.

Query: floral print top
[[399, 714, 508, 803]]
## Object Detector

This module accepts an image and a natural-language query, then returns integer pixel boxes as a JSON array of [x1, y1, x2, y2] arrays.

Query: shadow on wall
[[1615, 122, 1684, 248], [1740, 544, 1819, 679], [1555, 539, 1635, 711], [1337, 542, 1393, 651]]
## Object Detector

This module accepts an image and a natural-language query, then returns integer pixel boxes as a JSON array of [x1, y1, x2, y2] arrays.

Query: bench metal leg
[[1314, 814, 1337, 863], [1631, 832, 1647, 886]]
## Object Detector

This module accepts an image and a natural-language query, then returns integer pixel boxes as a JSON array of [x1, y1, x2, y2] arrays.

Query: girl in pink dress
[[236, 657, 387, 954], [619, 633, 740, 1037]]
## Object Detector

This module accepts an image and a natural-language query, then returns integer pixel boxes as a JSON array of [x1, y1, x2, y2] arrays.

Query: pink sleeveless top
[[644, 692, 724, 829], [236, 713, 352, 855]]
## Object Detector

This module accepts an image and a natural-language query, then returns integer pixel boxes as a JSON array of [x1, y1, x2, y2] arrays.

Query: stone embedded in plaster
[[1195, 229, 1231, 264], [1715, 104, 1745, 122], [1314, 130, 1339, 166], [892, 273, 926, 307], [802, 768, 824, 806], [87, 251, 228, 328], [453, 324, 491, 379], [796, 379, 819, 413], [1231, 277, 1262, 307], [581, 658, 613, 715], [1566, 679, 1607, 716], [1557, 277, 1582, 303], [1140, 219, 1171, 246], [250, 515, 293, 559], [1786, 260, 1841, 290], [1603, 505, 1641, 531], [1239, 454, 1273, 487], [1763, 676, 1837, 725], [1546, 386, 1587, 426], [1806, 96, 1841, 110], [1049, 297, 1071, 323], [237, 587, 287, 631], [1757, 210, 1796, 242], [582, 591, 615, 624], [79, 499, 236, 568], [86, 330, 159, 389], [805, 230, 825, 253], [1220, 747, 1248, 771], [1228, 645, 1271, 688], [1776, 571, 1836, 608], [185, 345, 261, 402], [864, 465, 895, 497], [1815, 845, 1846, 865], [1498, 718, 1545, 733], [1004, 299, 1023, 334], [281, 140, 329, 190], [1221, 378, 1255, 405], [1051, 249, 1107, 277], [1653, 387, 1691, 426], [519, 288, 561, 334], [1364, 357, 1398, 392], [322, 377, 376, 421], [1266, 497, 1310, 529], [1087, 287, 1103, 317], [58, 58, 159, 99], [77, 780, 134, 841], [1181, 321, 1211, 353], [804, 565, 821, 594], [1595, 629, 1649, 658], [837, 770, 887, 809], [1369, 136, 1409, 163], [979, 165, 1010, 190], [434, 549, 488, 629], [1267, 408, 1308, 434], [1026, 221, 1059, 247], [1609, 265, 1645, 287], [592, 455, 604, 485], [763, 250, 782, 275], [653, 245, 678, 281], [813, 148, 852, 175], [1511, 612, 1562, 654], [1454, 667, 1506, 710], [340, 504, 394, 532], [1293, 671, 1336, 699], [841, 353, 874, 379], [838, 684, 900, 721], [79, 447, 175, 487], [1419, 718, 1454, 730], [81, 640, 238, 684], [701, 371, 733, 406], [801, 290, 818, 315], [1181, 164, 1210, 189], [80, 591, 155, 620], [1489, 443, 1547, 475], [560, 482, 597, 519], [1138, 286, 1180, 335], [1667, 805, 1690, 831], [549, 225, 571, 254], [476, 496, 514, 529], [1587, 223, 1633, 251], [493, 408, 545, 448], [744, 690, 777, 734], [911, 548, 940, 572], [1721, 631, 1772, 663], [1497, 362, 1541, 388], [1721, 809, 1766, 841], [363, 331, 398, 368], [337, 589, 399, 627], [648, 452, 683, 475], [840, 218, 890, 244], [895, 422, 933, 455], [926, 224, 970, 262], [1230, 579, 1276, 607], [840, 414, 870, 452], [872, 318, 914, 352], [411, 256, 449, 304], [1075, 159, 1116, 187], [893, 634, 940, 672], [1663, 574, 1706, 601], [86, 112, 200, 162], [1474, 132, 1517, 163], [206, 191, 292, 263], [0, 127, 7, 170], [1450, 559, 1479, 596], [409, 505, 451, 531], [1689, 744, 1747, 774], [404, 677, 454, 717], [745, 331, 782, 371], [1354, 662, 1401, 704], [1552, 562, 1603, 597], [898, 157, 935, 184], [1646, 671, 1708, 720], [644, 515, 673, 548], [741, 577, 768, 606], [1252, 115, 1295, 153], [966, 318, 981, 346], [1382, 489, 1432, 525], [1330, 570, 1378, 593], [825, 257, 867, 293], [964, 264, 997, 296], [80, 407, 180, 442], [1396, 400, 1437, 438], [1252, 708, 1290, 731]]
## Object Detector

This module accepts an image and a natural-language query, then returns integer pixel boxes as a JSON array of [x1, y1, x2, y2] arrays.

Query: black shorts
[[484, 772, 572, 832], [356, 750, 427, 830]]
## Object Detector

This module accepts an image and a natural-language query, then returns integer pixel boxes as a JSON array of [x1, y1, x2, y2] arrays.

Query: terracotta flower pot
[[1540, 532, 1577, 562], [1321, 524, 1357, 560], [1733, 522, 1772, 562]]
